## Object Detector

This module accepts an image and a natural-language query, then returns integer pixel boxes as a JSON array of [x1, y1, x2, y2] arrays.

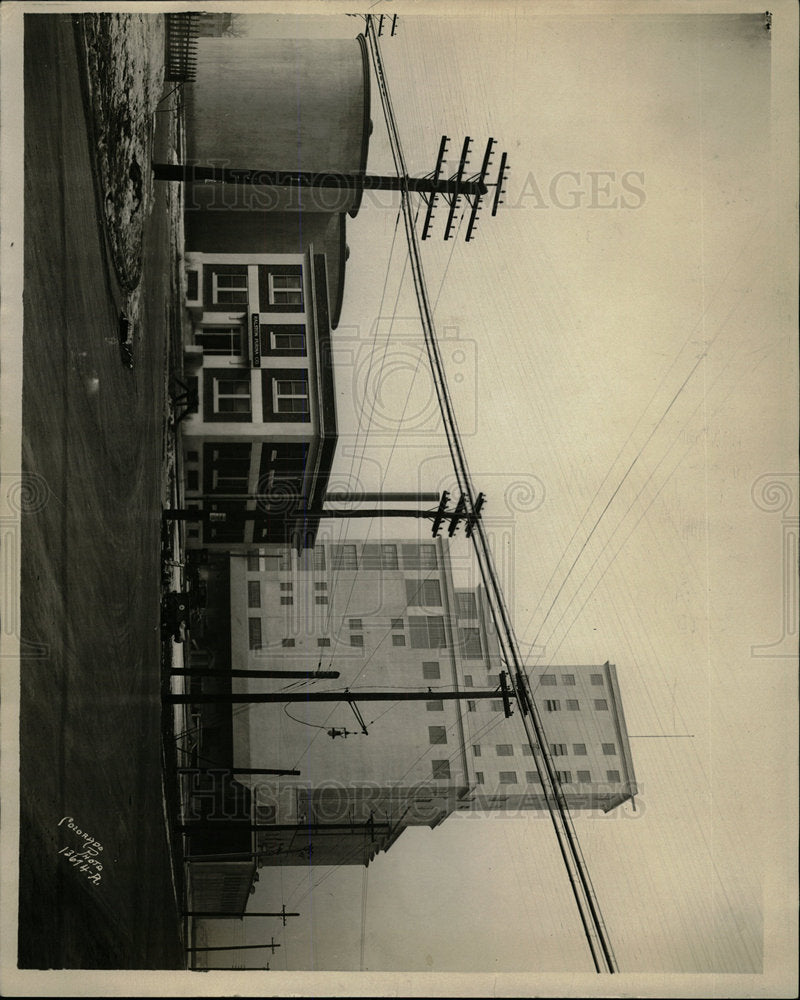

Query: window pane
[[281, 638, 295, 647], [594, 699, 609, 710], [475, 771, 484, 784], [464, 675, 473, 687], [350, 634, 364, 647], [577, 770, 591, 783], [431, 760, 450, 779], [545, 699, 561, 711], [426, 700, 444, 711], [331, 544, 358, 570], [526, 771, 541, 784], [247, 581, 261, 608], [602, 743, 617, 755], [247, 553, 260, 571], [459, 627, 483, 659], [422, 661, 440, 679], [392, 634, 406, 647], [315, 596, 328, 605], [317, 637, 331, 647], [550, 743, 567, 756], [606, 770, 621, 783], [248, 618, 262, 650], [499, 771, 518, 784], [455, 592, 478, 618], [540, 674, 556, 685], [566, 699, 580, 710], [472, 745, 482, 757], [573, 743, 587, 756], [496, 744, 513, 756], [591, 673, 604, 685], [429, 726, 447, 744], [391, 618, 404, 629], [562, 673, 576, 685], [402, 543, 437, 569], [556, 770, 572, 784], [381, 544, 398, 569]]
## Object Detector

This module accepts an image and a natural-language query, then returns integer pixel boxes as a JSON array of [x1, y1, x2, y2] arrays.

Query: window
[[281, 638, 295, 648], [431, 760, 450, 779], [247, 581, 261, 608], [315, 596, 328, 605], [464, 675, 473, 687], [591, 673, 604, 686], [526, 771, 541, 784], [556, 770, 572, 784], [187, 450, 199, 463], [273, 377, 309, 415], [314, 582, 327, 590], [409, 616, 447, 649], [299, 546, 326, 571], [521, 744, 533, 756], [405, 579, 442, 606], [459, 627, 483, 659], [429, 726, 447, 744], [606, 770, 621, 783], [349, 619, 363, 630], [499, 771, 518, 784], [391, 618, 404, 629], [213, 377, 251, 415], [350, 634, 364, 648], [467, 700, 477, 712], [472, 745, 482, 757], [268, 272, 303, 306], [475, 771, 485, 785], [577, 770, 591, 783], [247, 553, 261, 571], [602, 743, 617, 756], [392, 634, 406, 647], [317, 637, 331, 647], [248, 618, 262, 650], [490, 700, 504, 711], [426, 700, 444, 711], [401, 543, 437, 569], [360, 543, 399, 569], [186, 470, 199, 491], [280, 582, 293, 591], [496, 744, 514, 756], [269, 327, 306, 353], [331, 544, 358, 570], [422, 661, 440, 679], [540, 674, 557, 686], [544, 699, 561, 711], [196, 325, 243, 356], [550, 743, 567, 756], [594, 698, 609, 710], [573, 743, 587, 756], [456, 592, 478, 618], [562, 673, 576, 686], [213, 269, 248, 304], [566, 699, 580, 710], [280, 596, 293, 606], [486, 673, 500, 686]]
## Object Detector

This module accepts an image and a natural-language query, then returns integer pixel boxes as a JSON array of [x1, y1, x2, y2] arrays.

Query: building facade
[[179, 537, 638, 871]]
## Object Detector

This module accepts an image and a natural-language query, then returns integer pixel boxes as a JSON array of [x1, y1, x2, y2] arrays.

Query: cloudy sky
[[202, 3, 797, 993]]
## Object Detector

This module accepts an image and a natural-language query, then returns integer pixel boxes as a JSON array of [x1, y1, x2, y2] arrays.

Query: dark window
[[556, 771, 572, 784], [247, 553, 261, 571], [350, 635, 364, 648], [266, 324, 306, 356], [594, 699, 609, 711], [496, 744, 513, 756], [591, 673, 604, 686], [499, 771, 518, 784], [392, 634, 406, 647], [602, 743, 617, 756], [213, 269, 248, 304], [577, 770, 591, 783], [428, 726, 447, 745], [540, 674, 557, 686], [196, 325, 244, 356], [187, 450, 199, 463], [467, 700, 477, 712], [455, 592, 478, 618], [349, 619, 363, 630], [426, 700, 444, 712], [606, 770, 621, 783], [521, 745, 533, 756], [562, 673, 576, 686], [317, 638, 331, 648], [573, 743, 587, 756], [464, 674, 473, 687], [360, 543, 399, 570], [391, 618, 404, 629], [247, 581, 261, 608], [490, 699, 504, 711], [475, 771, 485, 784], [401, 543, 437, 569], [422, 661, 440, 679], [331, 544, 358, 570], [405, 579, 442, 606], [550, 743, 567, 756], [186, 470, 199, 491], [472, 745, 482, 757], [459, 627, 483, 659], [544, 699, 561, 711], [281, 638, 295, 648], [315, 596, 328, 605], [280, 582, 293, 591], [261, 368, 310, 423], [431, 760, 451, 779], [526, 771, 541, 784], [566, 699, 580, 710], [248, 618, 262, 650], [409, 616, 447, 649], [280, 596, 293, 606]]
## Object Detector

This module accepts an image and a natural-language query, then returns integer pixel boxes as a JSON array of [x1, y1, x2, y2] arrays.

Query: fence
[[165, 12, 199, 82]]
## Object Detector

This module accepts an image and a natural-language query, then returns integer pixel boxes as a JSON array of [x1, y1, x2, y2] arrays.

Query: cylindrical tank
[[184, 36, 370, 215]]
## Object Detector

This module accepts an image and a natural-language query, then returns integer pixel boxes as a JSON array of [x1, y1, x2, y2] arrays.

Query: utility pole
[[184, 907, 299, 923], [168, 672, 514, 715], [189, 937, 281, 954], [170, 668, 339, 680], [178, 767, 301, 777]]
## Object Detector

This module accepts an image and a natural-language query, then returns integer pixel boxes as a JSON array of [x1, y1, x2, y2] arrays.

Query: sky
[[185, 3, 799, 992]]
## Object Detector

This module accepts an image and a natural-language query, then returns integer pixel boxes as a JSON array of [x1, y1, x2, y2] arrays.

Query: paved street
[[19, 14, 184, 968]]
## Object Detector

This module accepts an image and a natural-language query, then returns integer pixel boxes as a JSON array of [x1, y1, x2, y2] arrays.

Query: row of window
[[544, 698, 609, 711], [196, 324, 307, 357], [475, 743, 617, 757], [211, 373, 309, 418], [540, 673, 605, 687], [211, 269, 303, 307], [473, 770, 622, 785], [244, 544, 439, 574]]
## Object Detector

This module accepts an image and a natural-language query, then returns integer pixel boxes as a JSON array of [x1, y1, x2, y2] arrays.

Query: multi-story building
[[178, 32, 371, 553], [182, 536, 638, 875]]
